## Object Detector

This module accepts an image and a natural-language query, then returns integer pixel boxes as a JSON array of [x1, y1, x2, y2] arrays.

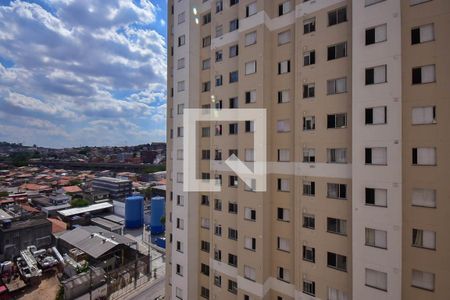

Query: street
[[127, 276, 165, 300]]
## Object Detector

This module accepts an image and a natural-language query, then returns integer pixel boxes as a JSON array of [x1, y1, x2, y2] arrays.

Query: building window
[[412, 228, 436, 249], [245, 31, 257, 46], [229, 97, 238, 108], [177, 57, 185, 69], [327, 252, 347, 272], [178, 35, 186, 46], [228, 280, 238, 294], [327, 183, 347, 199], [304, 17, 316, 34], [245, 90, 256, 103], [365, 188, 387, 207], [277, 237, 290, 252], [277, 267, 290, 283], [276, 120, 290, 133], [277, 90, 290, 103], [215, 75, 223, 87], [278, 1, 292, 16], [200, 240, 210, 252], [277, 178, 290, 192], [214, 274, 221, 287], [303, 280, 315, 296], [412, 106, 436, 125], [366, 65, 387, 85], [230, 0, 239, 6], [278, 60, 291, 74], [277, 207, 290, 222], [201, 195, 210, 206], [303, 148, 315, 163], [202, 36, 211, 47], [244, 148, 254, 162], [366, 106, 387, 124], [365, 268, 387, 291], [200, 217, 210, 229], [365, 228, 387, 249], [200, 287, 209, 299], [328, 6, 347, 26], [177, 80, 185, 92], [244, 237, 256, 251], [303, 246, 315, 262], [412, 65, 436, 84], [228, 228, 238, 240], [412, 24, 435, 45], [277, 149, 290, 162], [229, 19, 239, 32], [412, 147, 436, 165], [327, 78, 347, 94], [176, 264, 183, 276], [327, 42, 347, 60], [327, 113, 347, 129], [365, 147, 388, 165], [246, 2, 257, 17], [229, 71, 239, 83], [412, 188, 436, 208], [327, 217, 347, 235], [228, 202, 238, 214], [244, 207, 256, 221], [202, 81, 211, 92], [229, 175, 238, 187], [201, 127, 210, 137], [214, 224, 222, 236], [214, 249, 222, 261], [303, 214, 315, 229], [245, 61, 257, 75], [366, 24, 387, 45], [303, 116, 316, 131], [303, 181, 315, 196], [176, 287, 183, 299], [412, 270, 435, 291], [245, 120, 254, 132], [244, 265, 256, 281], [177, 127, 184, 137], [216, 25, 223, 38], [328, 287, 348, 300], [215, 50, 223, 62], [216, 0, 223, 13], [304, 50, 316, 66], [202, 58, 210, 70], [203, 12, 211, 25], [229, 44, 239, 57], [176, 218, 184, 230], [228, 253, 237, 267], [303, 83, 315, 98], [200, 263, 210, 276], [327, 148, 347, 164], [278, 30, 291, 45]]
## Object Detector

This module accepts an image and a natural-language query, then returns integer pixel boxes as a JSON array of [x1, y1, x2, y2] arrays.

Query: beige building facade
[[166, 0, 450, 299]]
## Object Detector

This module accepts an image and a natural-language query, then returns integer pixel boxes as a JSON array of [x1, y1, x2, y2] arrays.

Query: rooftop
[[58, 202, 113, 217], [57, 225, 135, 259], [93, 177, 131, 184]]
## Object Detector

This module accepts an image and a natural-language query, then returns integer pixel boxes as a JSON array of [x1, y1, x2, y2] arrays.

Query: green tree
[[160, 215, 166, 226], [70, 198, 90, 207], [0, 191, 9, 197]]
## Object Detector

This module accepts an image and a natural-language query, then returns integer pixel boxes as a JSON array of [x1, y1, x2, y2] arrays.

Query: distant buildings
[[91, 177, 132, 202]]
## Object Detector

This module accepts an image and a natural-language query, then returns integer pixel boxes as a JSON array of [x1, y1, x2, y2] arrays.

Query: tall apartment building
[[166, 0, 450, 299]]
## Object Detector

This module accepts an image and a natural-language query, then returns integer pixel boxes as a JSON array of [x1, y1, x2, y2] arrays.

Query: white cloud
[[0, 0, 167, 147]]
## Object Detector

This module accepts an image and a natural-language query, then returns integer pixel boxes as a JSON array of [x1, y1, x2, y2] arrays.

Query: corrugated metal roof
[[58, 202, 113, 217], [58, 226, 134, 259]]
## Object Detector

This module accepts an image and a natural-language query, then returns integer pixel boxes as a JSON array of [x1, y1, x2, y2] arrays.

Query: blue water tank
[[150, 196, 165, 234], [125, 195, 144, 229]]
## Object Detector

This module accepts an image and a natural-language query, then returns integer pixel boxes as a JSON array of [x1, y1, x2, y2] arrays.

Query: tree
[[70, 198, 89, 207], [144, 187, 152, 199], [0, 191, 8, 197], [160, 215, 166, 226]]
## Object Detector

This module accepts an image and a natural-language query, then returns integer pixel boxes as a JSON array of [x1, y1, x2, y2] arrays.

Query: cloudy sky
[[0, 0, 167, 148]]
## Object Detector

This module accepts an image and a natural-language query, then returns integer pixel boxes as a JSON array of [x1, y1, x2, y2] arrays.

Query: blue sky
[[0, 0, 167, 148]]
